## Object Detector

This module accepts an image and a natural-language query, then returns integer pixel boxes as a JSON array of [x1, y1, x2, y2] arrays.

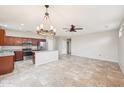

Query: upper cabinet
[[4, 36, 14, 45], [0, 29, 46, 46], [32, 39, 39, 45], [14, 37, 22, 45], [4, 37, 23, 46], [0, 29, 5, 46], [4, 36, 46, 46]]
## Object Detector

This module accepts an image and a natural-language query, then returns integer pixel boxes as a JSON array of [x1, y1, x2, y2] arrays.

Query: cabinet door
[[22, 38, 29, 43], [4, 36, 14, 46], [0, 29, 5, 45], [13, 37, 22, 46], [32, 39, 38, 45], [4, 37, 8, 45], [40, 39, 46, 42], [14, 51, 23, 61], [0, 56, 14, 75]]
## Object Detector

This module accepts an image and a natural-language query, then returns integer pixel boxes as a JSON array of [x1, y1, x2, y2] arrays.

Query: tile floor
[[0, 55, 124, 87]]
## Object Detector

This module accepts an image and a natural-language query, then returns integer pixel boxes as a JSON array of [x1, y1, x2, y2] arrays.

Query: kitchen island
[[0, 50, 14, 75], [33, 50, 58, 66]]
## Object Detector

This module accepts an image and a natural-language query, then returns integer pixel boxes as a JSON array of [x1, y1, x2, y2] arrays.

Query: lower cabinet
[[14, 51, 23, 61], [0, 56, 14, 75]]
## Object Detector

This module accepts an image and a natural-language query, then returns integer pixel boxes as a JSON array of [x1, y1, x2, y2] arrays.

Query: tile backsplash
[[2, 46, 37, 50]]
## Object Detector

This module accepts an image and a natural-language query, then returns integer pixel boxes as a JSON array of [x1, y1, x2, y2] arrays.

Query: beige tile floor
[[0, 55, 124, 87]]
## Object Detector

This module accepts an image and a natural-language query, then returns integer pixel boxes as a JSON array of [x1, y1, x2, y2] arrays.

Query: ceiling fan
[[63, 24, 83, 32]]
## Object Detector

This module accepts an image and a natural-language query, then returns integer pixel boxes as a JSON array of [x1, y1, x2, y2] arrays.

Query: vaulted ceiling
[[0, 5, 124, 36]]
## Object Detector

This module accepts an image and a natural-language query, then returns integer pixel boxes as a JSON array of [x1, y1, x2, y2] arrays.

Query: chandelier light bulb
[[40, 24, 43, 29], [50, 25, 54, 30], [53, 29, 56, 32], [36, 26, 40, 31]]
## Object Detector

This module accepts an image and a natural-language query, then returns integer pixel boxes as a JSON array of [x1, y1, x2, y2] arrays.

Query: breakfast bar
[[33, 50, 59, 66]]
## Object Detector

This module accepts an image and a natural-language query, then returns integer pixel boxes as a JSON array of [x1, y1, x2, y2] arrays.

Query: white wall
[[47, 38, 55, 50], [55, 37, 67, 55], [71, 31, 119, 62], [55, 30, 119, 62], [119, 23, 124, 73]]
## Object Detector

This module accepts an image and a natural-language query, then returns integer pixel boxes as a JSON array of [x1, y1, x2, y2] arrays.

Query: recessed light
[[20, 24, 24, 26]]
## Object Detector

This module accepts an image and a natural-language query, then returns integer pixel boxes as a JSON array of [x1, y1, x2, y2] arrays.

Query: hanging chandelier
[[36, 5, 56, 37]]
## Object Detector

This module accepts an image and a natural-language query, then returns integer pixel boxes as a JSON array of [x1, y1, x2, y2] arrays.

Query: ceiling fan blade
[[75, 28, 83, 30]]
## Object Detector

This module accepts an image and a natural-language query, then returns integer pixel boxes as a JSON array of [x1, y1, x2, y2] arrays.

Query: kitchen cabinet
[[0, 29, 5, 46], [0, 29, 46, 46], [34, 50, 58, 66], [0, 55, 14, 75], [4, 36, 14, 45], [4, 35, 46, 46], [32, 39, 38, 45], [14, 51, 23, 61], [40, 39, 46, 42], [22, 38, 28, 43], [13, 37, 22, 45]]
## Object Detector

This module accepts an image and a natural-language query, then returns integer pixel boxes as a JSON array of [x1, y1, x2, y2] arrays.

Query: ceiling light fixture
[[36, 5, 56, 37]]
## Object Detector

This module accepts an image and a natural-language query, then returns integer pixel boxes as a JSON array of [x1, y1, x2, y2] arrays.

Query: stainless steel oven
[[22, 48, 33, 60]]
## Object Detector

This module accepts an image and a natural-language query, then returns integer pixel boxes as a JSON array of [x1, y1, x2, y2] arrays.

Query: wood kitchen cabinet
[[14, 51, 23, 61], [40, 39, 46, 42], [0, 29, 5, 46], [14, 37, 22, 45], [32, 39, 38, 45], [22, 38, 28, 43], [3, 33, 46, 46], [5, 36, 23, 46], [4, 36, 14, 45], [0, 56, 14, 75]]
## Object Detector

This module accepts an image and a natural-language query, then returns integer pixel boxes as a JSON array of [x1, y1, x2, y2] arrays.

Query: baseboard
[[118, 62, 124, 75], [71, 54, 118, 63]]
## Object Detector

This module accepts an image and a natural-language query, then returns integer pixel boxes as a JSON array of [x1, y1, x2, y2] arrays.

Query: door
[[67, 38, 71, 55]]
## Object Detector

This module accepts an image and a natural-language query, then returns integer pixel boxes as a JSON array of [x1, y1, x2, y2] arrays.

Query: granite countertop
[[33, 50, 58, 53], [0, 50, 15, 57], [14, 49, 22, 51]]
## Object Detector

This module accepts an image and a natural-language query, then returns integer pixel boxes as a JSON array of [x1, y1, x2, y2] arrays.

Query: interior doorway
[[67, 38, 71, 55]]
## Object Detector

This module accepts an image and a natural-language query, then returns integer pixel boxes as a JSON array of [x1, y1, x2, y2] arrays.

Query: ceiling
[[0, 5, 124, 36]]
